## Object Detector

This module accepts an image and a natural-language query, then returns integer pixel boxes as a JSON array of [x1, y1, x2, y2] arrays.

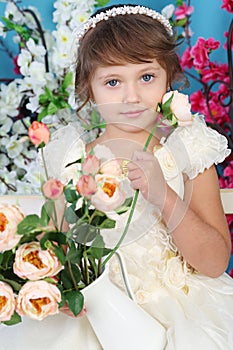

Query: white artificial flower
[[53, 1, 72, 24], [27, 61, 46, 86], [163, 256, 187, 290], [0, 22, 6, 38], [0, 81, 21, 117], [23, 160, 45, 190], [12, 120, 29, 134], [0, 168, 17, 194], [6, 134, 24, 159], [0, 154, 9, 168], [5, 2, 24, 23], [69, 11, 89, 30], [26, 95, 40, 113], [26, 38, 46, 58], [161, 4, 175, 19], [17, 49, 32, 76], [0, 117, 13, 135]]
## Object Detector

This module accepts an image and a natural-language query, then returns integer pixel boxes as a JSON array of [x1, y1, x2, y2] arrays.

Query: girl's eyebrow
[[97, 66, 161, 81]]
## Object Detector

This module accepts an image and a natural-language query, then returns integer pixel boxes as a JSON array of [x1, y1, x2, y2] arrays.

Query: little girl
[[20, 4, 233, 350]]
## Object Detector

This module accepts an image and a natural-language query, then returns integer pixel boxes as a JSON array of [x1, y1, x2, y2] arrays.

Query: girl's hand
[[127, 150, 167, 209], [60, 302, 86, 318]]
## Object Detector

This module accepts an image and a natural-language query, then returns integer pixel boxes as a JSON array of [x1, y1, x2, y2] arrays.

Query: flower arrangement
[[0, 90, 193, 325]]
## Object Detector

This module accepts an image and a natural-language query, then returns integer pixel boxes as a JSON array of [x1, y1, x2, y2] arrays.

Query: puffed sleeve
[[42, 123, 86, 183], [161, 114, 231, 180]]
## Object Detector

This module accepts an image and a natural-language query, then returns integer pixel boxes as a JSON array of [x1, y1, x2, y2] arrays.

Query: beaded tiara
[[77, 5, 173, 42]]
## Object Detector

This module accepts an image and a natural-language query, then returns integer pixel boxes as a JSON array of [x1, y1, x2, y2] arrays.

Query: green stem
[[102, 121, 160, 267], [41, 147, 49, 180]]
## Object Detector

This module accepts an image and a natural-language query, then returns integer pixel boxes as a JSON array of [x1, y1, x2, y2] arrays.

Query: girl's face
[[90, 59, 167, 134]]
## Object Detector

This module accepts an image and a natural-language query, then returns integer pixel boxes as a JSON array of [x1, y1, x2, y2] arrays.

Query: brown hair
[[75, 5, 187, 111]]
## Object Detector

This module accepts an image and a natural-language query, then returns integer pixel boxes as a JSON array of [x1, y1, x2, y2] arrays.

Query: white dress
[[1, 115, 233, 350]]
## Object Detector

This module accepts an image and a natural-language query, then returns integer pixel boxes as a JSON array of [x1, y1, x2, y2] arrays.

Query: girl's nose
[[123, 83, 141, 104]]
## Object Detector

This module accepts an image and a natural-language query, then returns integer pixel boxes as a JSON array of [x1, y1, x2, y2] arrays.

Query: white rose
[[163, 256, 186, 290], [162, 90, 193, 126], [155, 147, 179, 181]]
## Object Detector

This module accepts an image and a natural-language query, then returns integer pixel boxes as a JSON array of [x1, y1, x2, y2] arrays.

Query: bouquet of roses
[[0, 91, 193, 326]]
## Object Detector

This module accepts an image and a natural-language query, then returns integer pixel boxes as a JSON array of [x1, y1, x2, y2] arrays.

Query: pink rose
[[16, 281, 61, 320], [42, 178, 64, 199], [28, 121, 50, 146], [0, 204, 24, 252], [100, 159, 123, 177], [162, 90, 193, 126], [13, 242, 63, 281], [0, 282, 15, 322], [91, 174, 125, 212], [76, 175, 97, 198], [82, 155, 100, 175]]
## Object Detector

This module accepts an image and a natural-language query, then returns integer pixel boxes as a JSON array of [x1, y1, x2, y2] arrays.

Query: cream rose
[[91, 174, 125, 212], [0, 204, 24, 252], [0, 282, 15, 322], [13, 242, 63, 280], [163, 256, 186, 290], [155, 147, 179, 181], [162, 90, 193, 126], [100, 159, 123, 177], [16, 280, 61, 320]]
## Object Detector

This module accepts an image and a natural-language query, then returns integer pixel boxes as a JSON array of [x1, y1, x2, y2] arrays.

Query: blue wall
[[0, 0, 231, 93]]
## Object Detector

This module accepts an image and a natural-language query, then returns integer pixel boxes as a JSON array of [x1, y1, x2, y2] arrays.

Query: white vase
[[83, 265, 167, 350]]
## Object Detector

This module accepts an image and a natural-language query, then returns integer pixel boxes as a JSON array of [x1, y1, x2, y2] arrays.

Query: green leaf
[[66, 290, 84, 316], [0, 275, 22, 292], [17, 215, 41, 235], [95, 0, 110, 8], [42, 200, 55, 220], [40, 203, 50, 226], [2, 312, 22, 326], [71, 223, 98, 244], [175, 18, 188, 27], [99, 218, 115, 229], [54, 245, 66, 265], [66, 242, 82, 264], [115, 197, 133, 214], [61, 72, 73, 90], [88, 234, 105, 259], [39, 93, 49, 105], [60, 268, 73, 289], [65, 205, 79, 224], [64, 186, 79, 203], [38, 107, 48, 122], [39, 232, 67, 248], [47, 101, 58, 115]]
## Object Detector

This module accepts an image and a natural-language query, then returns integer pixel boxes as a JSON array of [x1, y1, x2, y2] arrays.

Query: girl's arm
[[128, 152, 231, 278], [163, 165, 231, 277]]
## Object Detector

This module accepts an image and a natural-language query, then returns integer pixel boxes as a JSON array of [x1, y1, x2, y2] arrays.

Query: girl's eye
[[142, 74, 154, 82], [106, 79, 118, 87]]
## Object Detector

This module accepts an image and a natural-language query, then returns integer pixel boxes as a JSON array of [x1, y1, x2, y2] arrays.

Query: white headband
[[77, 5, 173, 42]]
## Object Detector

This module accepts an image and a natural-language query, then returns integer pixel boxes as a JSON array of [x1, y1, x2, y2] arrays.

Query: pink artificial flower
[[82, 155, 100, 175], [76, 175, 97, 198], [180, 47, 194, 69], [174, 3, 194, 20], [13, 56, 21, 75], [221, 0, 233, 13], [16, 280, 61, 320], [223, 161, 233, 178], [223, 30, 233, 50], [28, 121, 50, 146], [200, 63, 228, 83], [162, 90, 193, 126], [0, 282, 15, 322], [190, 37, 220, 70], [42, 178, 64, 199], [190, 90, 206, 114], [100, 159, 123, 177], [13, 242, 63, 281], [91, 174, 125, 212], [0, 204, 24, 252]]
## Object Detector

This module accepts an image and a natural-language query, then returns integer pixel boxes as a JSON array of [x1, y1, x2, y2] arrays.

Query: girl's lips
[[121, 109, 146, 118]]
